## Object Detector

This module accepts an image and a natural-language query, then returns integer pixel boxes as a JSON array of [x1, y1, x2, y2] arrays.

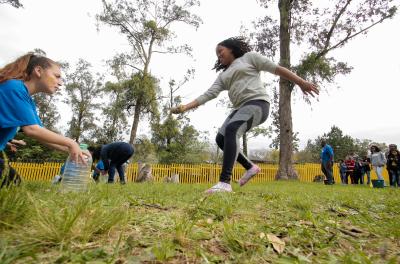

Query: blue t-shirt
[[96, 160, 104, 170], [92, 160, 104, 176], [0, 79, 42, 150], [321, 144, 334, 163]]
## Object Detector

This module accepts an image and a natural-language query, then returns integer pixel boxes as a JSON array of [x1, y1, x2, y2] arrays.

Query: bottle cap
[[80, 143, 88, 150]]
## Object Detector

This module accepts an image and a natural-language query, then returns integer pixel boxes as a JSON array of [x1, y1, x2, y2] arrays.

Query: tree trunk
[[129, 65, 150, 145], [276, 0, 299, 180], [129, 98, 142, 145], [242, 133, 248, 156]]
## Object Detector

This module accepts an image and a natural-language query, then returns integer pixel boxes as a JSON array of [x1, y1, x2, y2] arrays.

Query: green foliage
[[125, 72, 160, 119], [91, 80, 129, 144], [295, 52, 352, 83], [153, 119, 209, 164]]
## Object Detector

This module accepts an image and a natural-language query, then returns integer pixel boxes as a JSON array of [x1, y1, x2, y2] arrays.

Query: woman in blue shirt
[[0, 53, 89, 186]]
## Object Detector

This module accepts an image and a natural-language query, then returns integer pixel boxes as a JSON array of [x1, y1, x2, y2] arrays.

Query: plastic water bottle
[[61, 143, 92, 192]]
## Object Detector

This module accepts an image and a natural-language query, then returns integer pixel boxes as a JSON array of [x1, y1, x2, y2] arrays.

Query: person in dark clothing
[[344, 155, 355, 184], [320, 139, 334, 185], [338, 159, 347, 184], [387, 144, 400, 187], [1, 139, 25, 188], [0, 153, 21, 188], [361, 156, 371, 185], [353, 157, 363, 184], [89, 142, 134, 184]]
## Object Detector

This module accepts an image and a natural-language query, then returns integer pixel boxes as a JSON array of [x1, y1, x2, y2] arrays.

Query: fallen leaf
[[267, 234, 285, 254]]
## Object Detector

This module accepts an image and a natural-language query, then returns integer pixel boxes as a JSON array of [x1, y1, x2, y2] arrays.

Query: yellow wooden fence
[[9, 162, 389, 184]]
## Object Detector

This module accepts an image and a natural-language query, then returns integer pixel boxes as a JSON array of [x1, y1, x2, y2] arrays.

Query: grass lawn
[[0, 181, 399, 263]]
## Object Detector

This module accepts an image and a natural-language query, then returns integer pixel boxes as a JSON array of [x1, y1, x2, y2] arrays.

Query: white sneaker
[[239, 165, 261, 186], [205, 182, 233, 194]]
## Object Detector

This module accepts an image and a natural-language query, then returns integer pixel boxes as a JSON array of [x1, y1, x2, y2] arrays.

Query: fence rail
[[9, 162, 389, 184]]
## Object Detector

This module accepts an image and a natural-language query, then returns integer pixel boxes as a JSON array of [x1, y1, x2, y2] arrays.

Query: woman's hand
[[11, 139, 26, 146], [170, 105, 186, 114], [299, 80, 319, 97], [274, 66, 319, 97], [67, 140, 87, 164]]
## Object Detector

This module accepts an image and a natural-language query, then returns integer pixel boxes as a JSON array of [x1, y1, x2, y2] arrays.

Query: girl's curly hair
[[213, 36, 252, 72]]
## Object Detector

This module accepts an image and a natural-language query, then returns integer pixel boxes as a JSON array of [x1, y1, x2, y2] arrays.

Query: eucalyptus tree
[[63, 59, 102, 143], [96, 0, 202, 144], [252, 0, 397, 179]]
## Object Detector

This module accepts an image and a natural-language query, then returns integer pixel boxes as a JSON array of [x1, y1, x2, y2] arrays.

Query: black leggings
[[217, 100, 269, 183]]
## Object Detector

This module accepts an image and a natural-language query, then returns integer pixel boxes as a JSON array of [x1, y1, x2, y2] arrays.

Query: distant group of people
[[338, 156, 372, 185], [321, 140, 400, 187]]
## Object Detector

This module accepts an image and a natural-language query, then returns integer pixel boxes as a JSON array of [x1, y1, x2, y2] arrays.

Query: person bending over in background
[[89, 142, 134, 184]]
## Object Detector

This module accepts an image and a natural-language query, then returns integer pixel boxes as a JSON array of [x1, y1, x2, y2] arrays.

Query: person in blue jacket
[[320, 139, 334, 185], [89, 142, 134, 184], [0, 53, 89, 187]]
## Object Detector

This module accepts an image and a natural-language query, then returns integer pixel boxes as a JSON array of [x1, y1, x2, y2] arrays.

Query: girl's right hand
[[170, 105, 186, 114], [68, 141, 87, 164]]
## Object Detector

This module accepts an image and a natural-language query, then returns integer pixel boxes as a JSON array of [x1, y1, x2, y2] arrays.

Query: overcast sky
[[1, 0, 399, 151]]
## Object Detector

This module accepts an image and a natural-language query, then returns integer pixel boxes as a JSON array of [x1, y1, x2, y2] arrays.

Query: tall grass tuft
[[0, 186, 29, 230], [11, 185, 129, 248]]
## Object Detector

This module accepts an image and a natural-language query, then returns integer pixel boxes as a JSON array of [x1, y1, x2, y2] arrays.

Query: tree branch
[[316, 12, 394, 60], [323, 0, 352, 52]]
